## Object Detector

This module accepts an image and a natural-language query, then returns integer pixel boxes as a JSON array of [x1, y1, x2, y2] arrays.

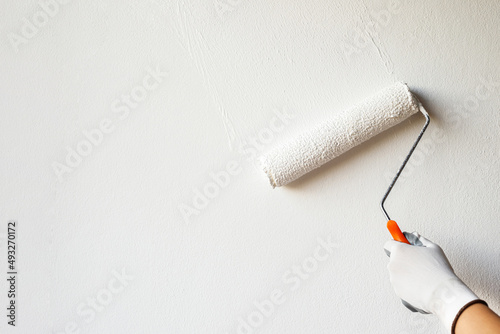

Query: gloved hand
[[384, 232, 481, 333]]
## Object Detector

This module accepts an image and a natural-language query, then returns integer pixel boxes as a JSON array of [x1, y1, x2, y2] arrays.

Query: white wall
[[1, 0, 499, 333]]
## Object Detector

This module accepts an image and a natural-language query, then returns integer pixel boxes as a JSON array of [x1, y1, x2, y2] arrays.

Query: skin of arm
[[455, 303, 500, 334]]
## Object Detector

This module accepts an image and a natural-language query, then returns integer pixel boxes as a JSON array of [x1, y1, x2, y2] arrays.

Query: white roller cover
[[259, 82, 421, 188]]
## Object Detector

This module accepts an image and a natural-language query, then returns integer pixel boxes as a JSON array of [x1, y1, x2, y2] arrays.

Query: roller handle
[[387, 220, 410, 244]]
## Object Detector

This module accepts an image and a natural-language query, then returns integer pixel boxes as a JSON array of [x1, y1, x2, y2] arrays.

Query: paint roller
[[259, 82, 430, 244]]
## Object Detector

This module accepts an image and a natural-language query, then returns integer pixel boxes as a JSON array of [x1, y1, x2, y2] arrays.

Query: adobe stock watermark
[[214, 0, 242, 20], [177, 107, 296, 225], [397, 312, 433, 334], [236, 107, 296, 162], [396, 279, 470, 334], [224, 233, 339, 334], [54, 267, 133, 334], [340, 0, 404, 61], [52, 65, 167, 183], [383, 75, 500, 185], [7, 0, 73, 52]]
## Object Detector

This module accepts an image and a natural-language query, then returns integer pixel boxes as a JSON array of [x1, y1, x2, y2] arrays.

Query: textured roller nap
[[259, 82, 420, 188]]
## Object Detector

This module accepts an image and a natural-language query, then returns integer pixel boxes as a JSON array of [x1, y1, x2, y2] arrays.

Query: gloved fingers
[[384, 232, 429, 257], [384, 239, 402, 257], [415, 235, 436, 248], [399, 231, 436, 248], [403, 231, 423, 246]]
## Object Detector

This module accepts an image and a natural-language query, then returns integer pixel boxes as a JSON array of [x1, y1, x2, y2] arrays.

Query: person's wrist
[[452, 300, 489, 334], [427, 277, 479, 333]]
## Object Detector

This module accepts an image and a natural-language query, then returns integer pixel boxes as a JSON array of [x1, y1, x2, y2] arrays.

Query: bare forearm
[[455, 303, 500, 334]]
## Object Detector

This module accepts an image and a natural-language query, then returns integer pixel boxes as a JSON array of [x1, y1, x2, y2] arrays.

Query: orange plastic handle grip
[[387, 220, 410, 244]]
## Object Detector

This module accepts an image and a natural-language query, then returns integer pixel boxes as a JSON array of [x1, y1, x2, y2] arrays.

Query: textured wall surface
[[1, 1, 499, 333]]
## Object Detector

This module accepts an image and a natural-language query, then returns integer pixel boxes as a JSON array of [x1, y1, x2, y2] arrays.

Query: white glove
[[384, 232, 481, 333]]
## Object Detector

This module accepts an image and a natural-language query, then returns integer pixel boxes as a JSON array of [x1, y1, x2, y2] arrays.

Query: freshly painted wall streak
[[0, 0, 499, 333]]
